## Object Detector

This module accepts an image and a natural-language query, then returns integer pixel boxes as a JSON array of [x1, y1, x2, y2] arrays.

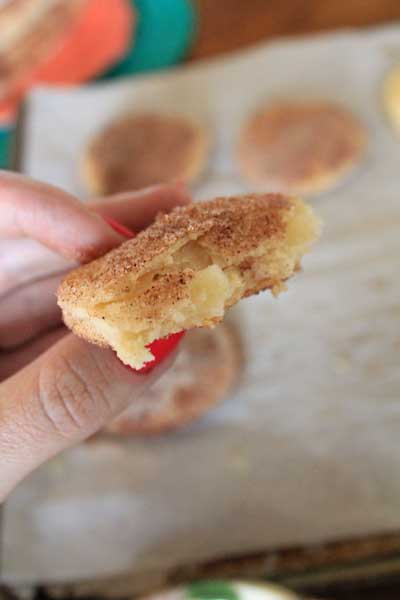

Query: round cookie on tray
[[382, 65, 400, 133], [238, 101, 367, 196], [105, 323, 241, 435], [82, 112, 209, 194]]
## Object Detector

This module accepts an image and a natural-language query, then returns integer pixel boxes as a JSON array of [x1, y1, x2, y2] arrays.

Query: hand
[[0, 172, 189, 501]]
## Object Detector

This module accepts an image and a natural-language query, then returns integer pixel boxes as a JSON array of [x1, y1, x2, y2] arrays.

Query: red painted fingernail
[[139, 331, 185, 374], [103, 215, 135, 239], [121, 331, 185, 375]]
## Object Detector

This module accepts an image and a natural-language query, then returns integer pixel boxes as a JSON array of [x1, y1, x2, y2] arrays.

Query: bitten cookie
[[238, 101, 366, 196], [58, 193, 320, 370], [82, 112, 209, 195]]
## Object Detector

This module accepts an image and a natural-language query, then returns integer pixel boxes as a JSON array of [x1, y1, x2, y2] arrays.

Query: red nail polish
[[103, 216, 135, 239], [139, 331, 185, 374], [121, 331, 185, 375]]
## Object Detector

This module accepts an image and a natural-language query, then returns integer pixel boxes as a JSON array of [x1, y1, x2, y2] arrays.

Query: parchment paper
[[3, 25, 400, 585]]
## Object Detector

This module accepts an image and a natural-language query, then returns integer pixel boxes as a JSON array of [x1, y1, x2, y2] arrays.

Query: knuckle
[[37, 353, 111, 438]]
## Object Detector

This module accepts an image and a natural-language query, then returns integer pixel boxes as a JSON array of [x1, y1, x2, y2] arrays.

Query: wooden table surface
[[192, 0, 400, 60], [191, 2, 400, 599], [316, 582, 400, 600]]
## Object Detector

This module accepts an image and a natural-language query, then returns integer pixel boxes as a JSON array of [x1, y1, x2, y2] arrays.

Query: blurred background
[[1, 0, 400, 166], [2, 0, 400, 163], [3, 0, 400, 121]]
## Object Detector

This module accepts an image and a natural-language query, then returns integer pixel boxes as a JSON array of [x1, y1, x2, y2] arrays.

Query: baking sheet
[[3, 24, 400, 586]]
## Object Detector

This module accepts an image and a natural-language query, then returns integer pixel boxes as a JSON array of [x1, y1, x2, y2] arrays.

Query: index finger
[[0, 171, 124, 262]]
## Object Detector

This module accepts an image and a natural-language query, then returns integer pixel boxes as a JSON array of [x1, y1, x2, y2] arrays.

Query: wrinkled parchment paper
[[3, 25, 400, 585]]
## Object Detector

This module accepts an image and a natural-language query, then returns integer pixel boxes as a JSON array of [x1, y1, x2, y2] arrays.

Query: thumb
[[0, 334, 155, 500]]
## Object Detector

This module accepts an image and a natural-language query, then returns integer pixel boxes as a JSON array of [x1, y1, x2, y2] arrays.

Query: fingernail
[[122, 331, 185, 375], [140, 331, 185, 373], [103, 215, 135, 239]]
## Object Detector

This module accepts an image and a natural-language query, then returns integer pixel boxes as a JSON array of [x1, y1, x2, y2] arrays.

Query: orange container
[[0, 0, 134, 123]]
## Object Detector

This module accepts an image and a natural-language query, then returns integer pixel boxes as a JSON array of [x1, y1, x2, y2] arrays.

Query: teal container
[[0, 126, 13, 170], [102, 0, 197, 78]]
